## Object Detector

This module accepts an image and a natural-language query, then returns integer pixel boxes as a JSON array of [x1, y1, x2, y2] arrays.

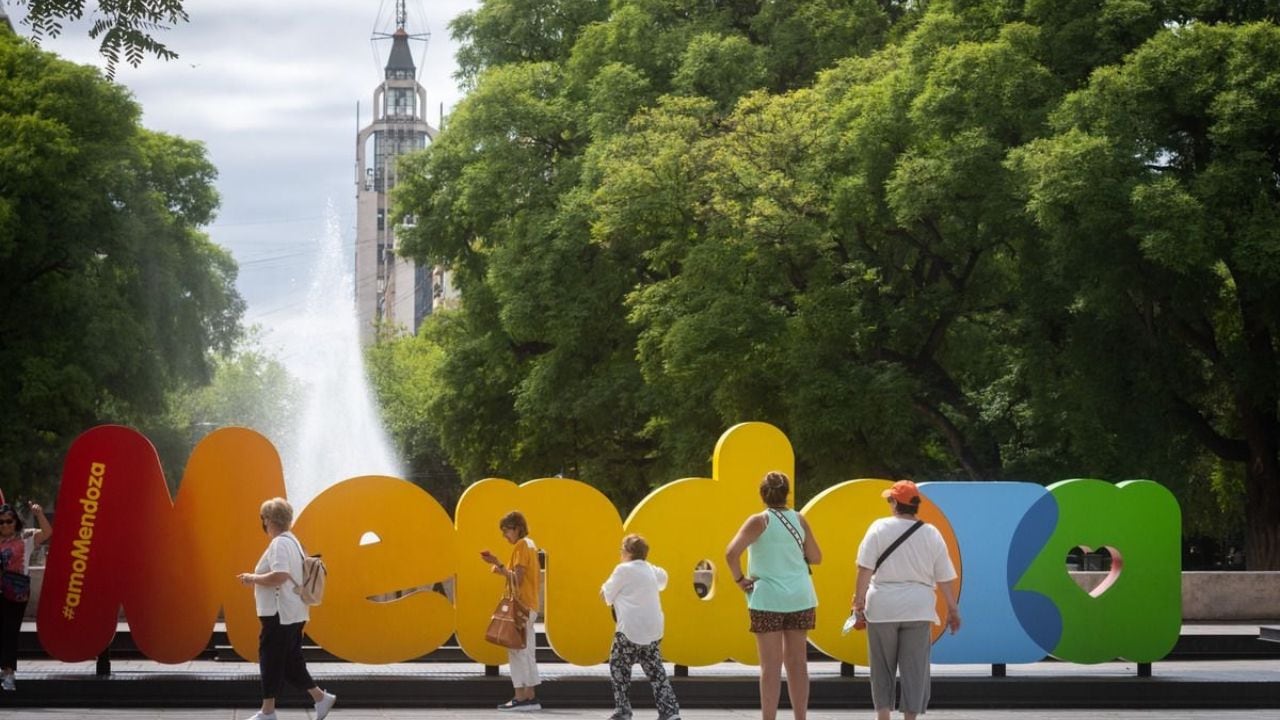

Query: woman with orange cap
[[852, 480, 960, 720]]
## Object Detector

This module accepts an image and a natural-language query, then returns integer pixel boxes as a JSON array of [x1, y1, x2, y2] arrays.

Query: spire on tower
[[372, 0, 429, 79]]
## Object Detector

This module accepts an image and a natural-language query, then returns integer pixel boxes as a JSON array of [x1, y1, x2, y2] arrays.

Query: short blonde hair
[[260, 497, 294, 531]]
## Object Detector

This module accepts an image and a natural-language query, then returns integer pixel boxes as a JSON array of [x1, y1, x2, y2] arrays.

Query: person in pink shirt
[[0, 500, 52, 691]]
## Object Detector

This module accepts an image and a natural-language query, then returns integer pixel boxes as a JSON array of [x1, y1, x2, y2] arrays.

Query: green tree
[[750, 0, 893, 90], [392, 71, 664, 504], [395, 0, 1279, 544], [1011, 22, 1280, 568], [671, 32, 768, 110], [450, 0, 609, 87], [395, 0, 925, 506], [618, 14, 1076, 490], [365, 324, 464, 511], [0, 33, 243, 500], [145, 334, 300, 491], [13, 0, 188, 77]]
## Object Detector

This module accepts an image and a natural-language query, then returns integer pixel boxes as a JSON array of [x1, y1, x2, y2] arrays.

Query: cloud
[[8, 0, 480, 346]]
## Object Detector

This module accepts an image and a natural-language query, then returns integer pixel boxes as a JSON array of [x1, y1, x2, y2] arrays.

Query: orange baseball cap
[[882, 480, 921, 504]]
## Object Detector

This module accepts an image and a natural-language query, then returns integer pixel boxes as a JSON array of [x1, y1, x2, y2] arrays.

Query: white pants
[[508, 610, 540, 688]]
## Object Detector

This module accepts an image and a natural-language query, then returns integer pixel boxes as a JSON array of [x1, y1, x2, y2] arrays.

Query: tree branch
[[1169, 395, 1249, 462], [912, 397, 985, 479]]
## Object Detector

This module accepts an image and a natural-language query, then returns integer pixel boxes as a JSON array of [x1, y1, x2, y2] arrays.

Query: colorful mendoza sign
[[37, 423, 1181, 666]]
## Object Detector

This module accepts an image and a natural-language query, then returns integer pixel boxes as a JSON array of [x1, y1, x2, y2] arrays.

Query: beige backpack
[[287, 535, 327, 606]]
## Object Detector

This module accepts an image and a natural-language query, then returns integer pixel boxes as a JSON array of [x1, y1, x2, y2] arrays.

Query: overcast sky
[[6, 0, 480, 362]]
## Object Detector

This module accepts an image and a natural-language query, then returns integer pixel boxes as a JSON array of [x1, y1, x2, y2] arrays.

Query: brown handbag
[[485, 573, 530, 649]]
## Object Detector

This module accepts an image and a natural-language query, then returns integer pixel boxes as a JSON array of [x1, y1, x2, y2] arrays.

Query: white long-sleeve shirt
[[601, 559, 668, 644]]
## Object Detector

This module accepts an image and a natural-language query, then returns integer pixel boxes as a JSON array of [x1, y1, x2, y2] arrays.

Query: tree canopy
[[384, 0, 1280, 567], [0, 31, 243, 499], [142, 333, 299, 491], [1011, 20, 1280, 568]]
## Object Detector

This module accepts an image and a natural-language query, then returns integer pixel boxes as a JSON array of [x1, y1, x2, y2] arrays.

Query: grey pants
[[867, 620, 933, 714]]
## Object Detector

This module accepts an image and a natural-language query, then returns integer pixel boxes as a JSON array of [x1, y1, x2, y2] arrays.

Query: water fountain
[[280, 204, 403, 508]]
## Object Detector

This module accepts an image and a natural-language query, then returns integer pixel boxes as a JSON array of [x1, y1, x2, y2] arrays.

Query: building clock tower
[[354, 0, 437, 344]]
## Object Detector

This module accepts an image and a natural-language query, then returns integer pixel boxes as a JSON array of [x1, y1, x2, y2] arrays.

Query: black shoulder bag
[[874, 520, 925, 571]]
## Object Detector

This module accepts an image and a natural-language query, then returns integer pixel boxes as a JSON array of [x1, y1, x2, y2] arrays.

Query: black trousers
[[258, 614, 315, 699], [0, 597, 25, 670], [609, 632, 680, 718]]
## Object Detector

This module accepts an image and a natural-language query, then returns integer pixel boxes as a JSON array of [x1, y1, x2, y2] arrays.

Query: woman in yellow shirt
[[481, 511, 542, 710]]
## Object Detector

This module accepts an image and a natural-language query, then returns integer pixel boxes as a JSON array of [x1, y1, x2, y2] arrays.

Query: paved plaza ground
[[6, 623, 1276, 713], [0, 708, 1272, 719]]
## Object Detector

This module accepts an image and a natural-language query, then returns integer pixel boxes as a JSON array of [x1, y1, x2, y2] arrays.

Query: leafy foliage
[[0, 33, 243, 500], [384, 0, 1280, 564], [144, 334, 299, 492], [16, 0, 189, 77], [1011, 21, 1280, 567]]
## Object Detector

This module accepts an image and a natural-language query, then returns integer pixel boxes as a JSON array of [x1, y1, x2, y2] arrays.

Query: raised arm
[[29, 503, 53, 545]]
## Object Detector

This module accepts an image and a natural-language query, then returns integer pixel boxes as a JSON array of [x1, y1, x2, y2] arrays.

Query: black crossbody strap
[[874, 520, 925, 571], [767, 508, 808, 559]]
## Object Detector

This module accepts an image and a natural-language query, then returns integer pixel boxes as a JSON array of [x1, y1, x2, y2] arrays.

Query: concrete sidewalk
[[14, 655, 1280, 681], [3, 656, 1277, 711], [0, 708, 1270, 719], [9, 622, 1278, 710]]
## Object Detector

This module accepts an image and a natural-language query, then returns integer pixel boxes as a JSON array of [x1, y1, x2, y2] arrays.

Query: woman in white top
[[852, 481, 960, 720], [236, 497, 336, 720], [600, 534, 681, 720]]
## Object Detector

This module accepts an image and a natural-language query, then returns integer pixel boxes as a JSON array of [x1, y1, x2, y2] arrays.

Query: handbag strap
[[503, 563, 520, 600], [874, 520, 925, 571], [283, 533, 308, 590], [766, 508, 808, 561]]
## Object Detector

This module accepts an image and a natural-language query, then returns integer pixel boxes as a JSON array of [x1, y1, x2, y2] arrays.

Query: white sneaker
[[246, 712, 276, 720], [315, 690, 337, 720], [1, 674, 14, 691]]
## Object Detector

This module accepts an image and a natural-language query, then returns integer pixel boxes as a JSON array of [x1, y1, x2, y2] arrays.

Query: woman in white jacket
[[601, 534, 681, 720]]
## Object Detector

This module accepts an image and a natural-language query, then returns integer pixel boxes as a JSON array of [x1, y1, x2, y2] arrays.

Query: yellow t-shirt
[[508, 536, 541, 611]]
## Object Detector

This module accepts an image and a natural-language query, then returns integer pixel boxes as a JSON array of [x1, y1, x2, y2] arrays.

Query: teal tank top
[[746, 508, 818, 612]]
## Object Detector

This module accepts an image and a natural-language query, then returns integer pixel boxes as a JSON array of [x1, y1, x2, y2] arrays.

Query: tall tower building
[[354, 2, 436, 344]]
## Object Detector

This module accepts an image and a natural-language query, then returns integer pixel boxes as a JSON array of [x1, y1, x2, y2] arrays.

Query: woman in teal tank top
[[725, 472, 822, 720]]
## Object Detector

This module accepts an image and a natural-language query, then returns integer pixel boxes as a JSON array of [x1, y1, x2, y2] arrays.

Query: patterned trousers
[[609, 632, 680, 719]]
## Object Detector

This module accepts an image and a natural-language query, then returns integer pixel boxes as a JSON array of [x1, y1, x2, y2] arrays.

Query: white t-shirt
[[601, 559, 668, 645], [856, 517, 956, 624], [254, 532, 309, 625]]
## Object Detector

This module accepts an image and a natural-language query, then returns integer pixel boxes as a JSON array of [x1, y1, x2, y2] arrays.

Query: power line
[[210, 212, 354, 229]]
